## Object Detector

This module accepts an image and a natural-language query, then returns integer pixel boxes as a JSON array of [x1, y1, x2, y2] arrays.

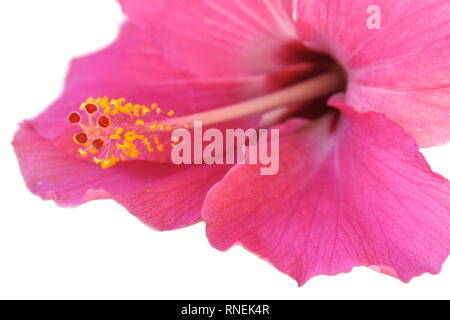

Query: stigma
[[68, 97, 175, 169]]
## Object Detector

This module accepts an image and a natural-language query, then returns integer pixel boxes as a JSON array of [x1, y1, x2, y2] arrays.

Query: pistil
[[68, 68, 345, 169], [168, 68, 345, 128]]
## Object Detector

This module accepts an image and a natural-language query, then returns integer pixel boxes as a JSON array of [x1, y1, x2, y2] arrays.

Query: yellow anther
[[142, 138, 151, 147], [124, 131, 137, 141], [99, 99, 111, 112], [104, 106, 111, 115], [136, 120, 145, 126], [93, 157, 102, 164], [148, 123, 157, 130], [78, 148, 88, 157], [124, 140, 134, 149], [99, 155, 119, 169], [167, 110, 175, 117], [154, 136, 160, 145], [142, 106, 151, 116], [101, 160, 110, 169], [120, 103, 133, 114], [110, 134, 121, 140], [156, 144, 164, 152], [110, 103, 119, 115], [110, 155, 119, 164], [151, 103, 158, 110], [127, 149, 140, 159]]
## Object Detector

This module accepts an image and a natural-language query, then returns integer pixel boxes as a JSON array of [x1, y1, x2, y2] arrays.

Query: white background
[[0, 0, 449, 300]]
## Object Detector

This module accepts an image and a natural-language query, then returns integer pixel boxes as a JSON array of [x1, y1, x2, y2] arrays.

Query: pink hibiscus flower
[[13, 0, 450, 285]]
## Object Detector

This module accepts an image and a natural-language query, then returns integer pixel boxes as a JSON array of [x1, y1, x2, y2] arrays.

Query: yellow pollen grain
[[142, 138, 151, 147], [142, 106, 151, 116], [124, 131, 137, 142], [100, 161, 110, 169], [110, 103, 119, 115], [127, 149, 140, 159], [78, 149, 88, 157], [110, 134, 121, 140]]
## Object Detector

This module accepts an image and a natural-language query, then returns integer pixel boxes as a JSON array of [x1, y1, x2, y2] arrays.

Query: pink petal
[[32, 22, 265, 143], [27, 22, 265, 165], [295, 0, 450, 147], [119, 0, 299, 76], [203, 98, 450, 285], [14, 122, 231, 231]]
